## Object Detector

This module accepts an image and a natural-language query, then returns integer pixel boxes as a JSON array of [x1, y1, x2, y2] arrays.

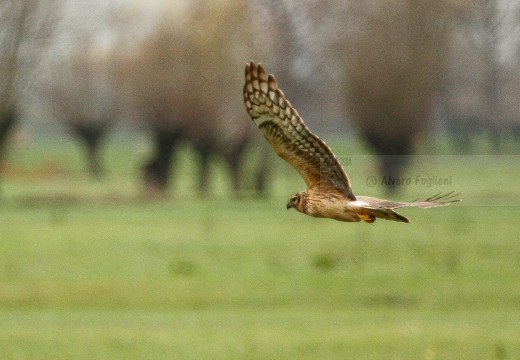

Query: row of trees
[[1, 0, 519, 195]]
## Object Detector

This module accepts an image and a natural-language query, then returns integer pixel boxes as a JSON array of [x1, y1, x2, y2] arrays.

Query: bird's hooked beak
[[286, 196, 296, 210]]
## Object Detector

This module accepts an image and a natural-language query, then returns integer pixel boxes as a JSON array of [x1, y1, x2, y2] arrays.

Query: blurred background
[[1, 0, 520, 359]]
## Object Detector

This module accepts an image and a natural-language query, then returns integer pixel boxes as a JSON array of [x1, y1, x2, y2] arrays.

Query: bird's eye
[[291, 196, 297, 203]]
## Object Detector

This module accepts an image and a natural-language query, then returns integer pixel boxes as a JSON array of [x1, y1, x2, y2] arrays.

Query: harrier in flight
[[243, 61, 459, 223]]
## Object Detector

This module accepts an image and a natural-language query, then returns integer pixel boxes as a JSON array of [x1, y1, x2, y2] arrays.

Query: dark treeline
[[1, 0, 519, 195]]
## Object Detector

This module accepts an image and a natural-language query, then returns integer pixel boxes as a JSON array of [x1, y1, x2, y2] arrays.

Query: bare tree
[[0, 0, 62, 186], [343, 1, 453, 192], [40, 40, 117, 178], [442, 0, 520, 151], [115, 0, 268, 194]]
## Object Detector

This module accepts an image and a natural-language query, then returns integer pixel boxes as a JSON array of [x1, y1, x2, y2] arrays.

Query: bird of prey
[[243, 61, 459, 223]]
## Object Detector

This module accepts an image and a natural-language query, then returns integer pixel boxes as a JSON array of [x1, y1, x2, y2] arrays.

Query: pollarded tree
[[0, 0, 62, 187], [343, 1, 454, 193]]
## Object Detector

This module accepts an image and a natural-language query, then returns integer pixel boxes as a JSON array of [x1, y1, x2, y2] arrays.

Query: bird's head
[[286, 191, 306, 212]]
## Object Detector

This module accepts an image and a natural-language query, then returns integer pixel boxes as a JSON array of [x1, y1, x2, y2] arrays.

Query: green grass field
[[0, 136, 519, 359]]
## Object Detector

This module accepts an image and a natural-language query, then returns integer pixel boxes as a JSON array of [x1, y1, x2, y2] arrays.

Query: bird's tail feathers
[[357, 206, 411, 224]]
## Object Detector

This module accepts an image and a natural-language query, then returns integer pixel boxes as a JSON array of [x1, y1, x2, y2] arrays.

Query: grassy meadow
[[0, 134, 519, 359]]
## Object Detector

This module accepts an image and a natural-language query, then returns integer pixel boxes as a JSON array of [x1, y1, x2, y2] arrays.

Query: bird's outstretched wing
[[243, 61, 354, 198], [356, 191, 461, 210]]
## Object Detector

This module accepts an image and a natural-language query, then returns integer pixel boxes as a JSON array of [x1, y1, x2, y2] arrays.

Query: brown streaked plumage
[[243, 61, 460, 224]]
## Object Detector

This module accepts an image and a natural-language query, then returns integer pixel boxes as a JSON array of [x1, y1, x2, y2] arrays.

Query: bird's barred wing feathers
[[243, 61, 354, 197]]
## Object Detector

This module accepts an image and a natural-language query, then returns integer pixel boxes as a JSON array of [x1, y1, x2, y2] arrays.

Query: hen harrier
[[243, 61, 460, 223]]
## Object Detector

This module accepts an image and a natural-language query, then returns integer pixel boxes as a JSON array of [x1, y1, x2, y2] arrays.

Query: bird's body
[[243, 61, 459, 224], [286, 190, 371, 223]]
